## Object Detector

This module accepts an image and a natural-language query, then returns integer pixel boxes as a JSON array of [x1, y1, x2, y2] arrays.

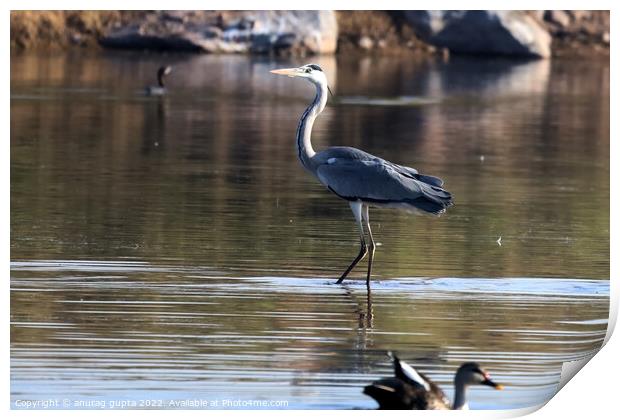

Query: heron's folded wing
[[317, 158, 452, 214], [316, 159, 426, 203]]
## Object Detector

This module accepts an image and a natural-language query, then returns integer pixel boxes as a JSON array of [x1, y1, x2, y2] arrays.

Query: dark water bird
[[145, 66, 172, 96], [270, 64, 453, 286], [363, 353, 503, 410]]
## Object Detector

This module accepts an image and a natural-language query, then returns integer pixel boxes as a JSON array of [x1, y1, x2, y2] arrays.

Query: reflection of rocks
[[405, 11, 551, 58], [430, 58, 552, 96], [100, 11, 338, 55]]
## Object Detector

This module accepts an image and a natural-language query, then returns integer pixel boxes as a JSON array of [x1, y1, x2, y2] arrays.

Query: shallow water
[[10, 260, 609, 409], [10, 52, 609, 409]]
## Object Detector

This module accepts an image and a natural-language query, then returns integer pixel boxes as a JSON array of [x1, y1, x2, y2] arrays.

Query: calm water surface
[[11, 52, 609, 409]]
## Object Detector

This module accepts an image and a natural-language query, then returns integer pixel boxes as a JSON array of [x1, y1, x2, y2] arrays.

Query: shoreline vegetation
[[10, 10, 609, 58]]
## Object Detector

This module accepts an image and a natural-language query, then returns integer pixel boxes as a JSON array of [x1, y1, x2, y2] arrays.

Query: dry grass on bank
[[10, 10, 139, 50]]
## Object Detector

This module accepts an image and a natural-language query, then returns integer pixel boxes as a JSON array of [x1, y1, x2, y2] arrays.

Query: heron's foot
[[335, 270, 355, 284]]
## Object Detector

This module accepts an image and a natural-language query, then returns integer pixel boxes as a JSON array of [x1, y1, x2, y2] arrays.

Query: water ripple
[[10, 260, 608, 409]]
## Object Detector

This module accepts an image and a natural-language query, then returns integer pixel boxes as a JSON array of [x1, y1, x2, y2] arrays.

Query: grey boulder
[[405, 10, 551, 58], [100, 11, 338, 55]]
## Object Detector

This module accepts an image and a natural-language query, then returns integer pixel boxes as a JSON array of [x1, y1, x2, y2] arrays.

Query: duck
[[145, 66, 172, 96], [363, 353, 504, 410]]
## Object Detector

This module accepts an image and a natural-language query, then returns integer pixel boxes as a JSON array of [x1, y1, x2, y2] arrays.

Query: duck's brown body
[[363, 373, 450, 410]]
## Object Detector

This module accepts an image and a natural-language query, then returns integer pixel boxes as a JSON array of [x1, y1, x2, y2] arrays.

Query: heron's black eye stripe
[[308, 64, 323, 71]]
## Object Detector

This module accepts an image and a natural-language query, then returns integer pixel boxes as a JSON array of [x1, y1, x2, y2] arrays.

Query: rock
[[527, 11, 545, 22], [249, 11, 337, 54], [602, 31, 610, 45], [358, 36, 373, 50], [540, 10, 608, 57], [404, 10, 551, 58], [544, 10, 571, 28], [567, 10, 592, 22], [69, 33, 83, 45], [203, 26, 222, 40], [100, 11, 338, 54], [161, 11, 186, 24]]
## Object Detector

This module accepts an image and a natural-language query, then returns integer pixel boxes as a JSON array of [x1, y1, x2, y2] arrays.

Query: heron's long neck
[[296, 82, 327, 173], [452, 380, 468, 410]]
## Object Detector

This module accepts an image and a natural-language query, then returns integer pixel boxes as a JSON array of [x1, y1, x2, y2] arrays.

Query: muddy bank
[[10, 10, 609, 58]]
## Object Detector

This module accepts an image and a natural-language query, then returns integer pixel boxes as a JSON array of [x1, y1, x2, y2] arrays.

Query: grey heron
[[364, 354, 503, 410], [271, 64, 453, 286], [145, 65, 172, 96]]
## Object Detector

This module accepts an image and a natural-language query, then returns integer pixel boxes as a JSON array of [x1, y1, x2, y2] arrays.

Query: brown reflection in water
[[11, 53, 608, 281]]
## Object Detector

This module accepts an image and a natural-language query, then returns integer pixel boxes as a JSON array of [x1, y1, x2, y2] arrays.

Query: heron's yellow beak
[[270, 68, 300, 78], [494, 384, 504, 390]]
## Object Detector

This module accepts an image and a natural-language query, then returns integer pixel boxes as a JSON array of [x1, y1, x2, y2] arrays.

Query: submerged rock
[[100, 10, 338, 55], [405, 10, 551, 58]]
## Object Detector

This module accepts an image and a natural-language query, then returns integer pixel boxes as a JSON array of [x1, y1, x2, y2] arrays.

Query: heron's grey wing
[[316, 146, 445, 187], [317, 159, 417, 200], [316, 158, 452, 214]]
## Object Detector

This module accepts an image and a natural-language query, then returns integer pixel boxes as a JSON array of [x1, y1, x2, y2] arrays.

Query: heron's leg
[[363, 205, 376, 287], [336, 201, 367, 284]]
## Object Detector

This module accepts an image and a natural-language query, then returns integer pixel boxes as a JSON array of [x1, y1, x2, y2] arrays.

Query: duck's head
[[157, 66, 172, 78], [455, 362, 503, 390]]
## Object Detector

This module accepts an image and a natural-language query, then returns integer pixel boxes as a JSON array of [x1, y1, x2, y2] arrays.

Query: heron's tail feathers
[[415, 174, 444, 187], [402, 180, 453, 215]]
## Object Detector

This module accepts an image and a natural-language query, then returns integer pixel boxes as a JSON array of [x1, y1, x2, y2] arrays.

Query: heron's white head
[[455, 362, 504, 390], [270, 63, 328, 87]]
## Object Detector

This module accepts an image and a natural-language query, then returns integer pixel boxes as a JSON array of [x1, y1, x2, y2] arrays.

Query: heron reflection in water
[[271, 64, 453, 287], [342, 284, 374, 330]]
